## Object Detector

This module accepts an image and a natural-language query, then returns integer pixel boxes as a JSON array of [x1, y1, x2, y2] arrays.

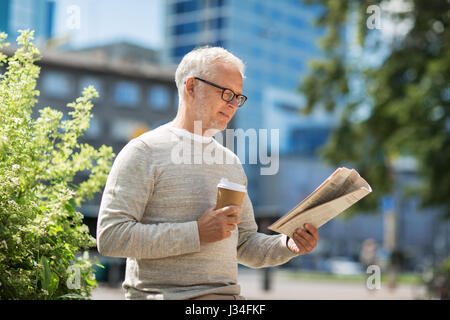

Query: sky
[[53, 0, 165, 50]]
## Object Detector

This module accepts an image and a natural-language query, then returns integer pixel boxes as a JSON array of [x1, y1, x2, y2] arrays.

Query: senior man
[[96, 46, 319, 300]]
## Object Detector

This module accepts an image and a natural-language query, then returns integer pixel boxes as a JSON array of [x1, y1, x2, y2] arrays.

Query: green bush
[[0, 30, 114, 299]]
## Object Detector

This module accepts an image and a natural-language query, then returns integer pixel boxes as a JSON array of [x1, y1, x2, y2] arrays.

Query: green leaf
[[48, 272, 59, 297], [39, 256, 51, 292], [64, 202, 75, 214]]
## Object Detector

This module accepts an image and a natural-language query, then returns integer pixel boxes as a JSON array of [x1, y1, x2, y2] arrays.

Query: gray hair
[[174, 46, 246, 104]]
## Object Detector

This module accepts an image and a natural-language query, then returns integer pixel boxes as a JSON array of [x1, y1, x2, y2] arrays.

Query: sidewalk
[[238, 269, 425, 300], [91, 268, 426, 300]]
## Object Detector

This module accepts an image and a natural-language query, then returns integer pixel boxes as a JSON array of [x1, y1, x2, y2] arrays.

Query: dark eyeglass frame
[[193, 77, 247, 107]]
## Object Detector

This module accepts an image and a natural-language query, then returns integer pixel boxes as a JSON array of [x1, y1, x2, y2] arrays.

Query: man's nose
[[227, 97, 239, 109]]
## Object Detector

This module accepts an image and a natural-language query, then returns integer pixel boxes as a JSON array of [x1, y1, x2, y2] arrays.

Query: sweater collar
[[168, 124, 214, 144]]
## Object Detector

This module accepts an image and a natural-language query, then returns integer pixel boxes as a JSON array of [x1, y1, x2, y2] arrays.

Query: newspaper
[[268, 167, 372, 238]]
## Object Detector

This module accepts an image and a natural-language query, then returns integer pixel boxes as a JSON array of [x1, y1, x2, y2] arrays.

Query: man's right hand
[[197, 205, 242, 244]]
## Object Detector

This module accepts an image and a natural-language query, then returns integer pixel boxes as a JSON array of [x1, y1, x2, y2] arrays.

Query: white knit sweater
[[96, 122, 298, 300]]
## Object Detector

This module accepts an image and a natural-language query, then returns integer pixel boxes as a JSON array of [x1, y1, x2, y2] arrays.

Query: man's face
[[192, 62, 243, 133]]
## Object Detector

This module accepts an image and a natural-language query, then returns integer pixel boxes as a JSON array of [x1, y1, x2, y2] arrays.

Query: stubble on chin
[[194, 100, 226, 135]]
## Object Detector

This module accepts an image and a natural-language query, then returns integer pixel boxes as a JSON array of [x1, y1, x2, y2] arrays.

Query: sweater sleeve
[[96, 139, 200, 259], [236, 169, 299, 268]]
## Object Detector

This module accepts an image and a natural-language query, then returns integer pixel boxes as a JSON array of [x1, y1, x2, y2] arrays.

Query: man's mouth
[[219, 111, 230, 119]]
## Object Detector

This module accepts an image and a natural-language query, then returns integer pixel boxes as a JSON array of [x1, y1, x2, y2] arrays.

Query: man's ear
[[184, 77, 195, 98]]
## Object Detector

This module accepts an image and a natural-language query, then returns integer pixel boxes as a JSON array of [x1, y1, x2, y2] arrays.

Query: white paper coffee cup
[[215, 178, 247, 209]]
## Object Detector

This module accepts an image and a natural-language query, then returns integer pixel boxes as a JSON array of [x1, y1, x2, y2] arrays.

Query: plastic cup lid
[[217, 178, 247, 193]]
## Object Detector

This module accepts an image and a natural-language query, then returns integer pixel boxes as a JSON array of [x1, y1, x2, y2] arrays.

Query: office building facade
[[164, 0, 332, 210], [0, 0, 55, 44], [162, 0, 449, 268]]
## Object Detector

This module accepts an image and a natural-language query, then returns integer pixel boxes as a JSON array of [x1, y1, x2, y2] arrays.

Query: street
[[91, 268, 425, 300]]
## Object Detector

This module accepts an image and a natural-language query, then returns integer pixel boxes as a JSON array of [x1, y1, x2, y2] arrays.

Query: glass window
[[271, 8, 282, 21], [173, 45, 196, 60], [85, 116, 102, 139], [213, 39, 225, 47], [79, 76, 103, 100], [287, 35, 308, 48], [270, 73, 282, 87], [205, 17, 225, 30], [174, 90, 179, 107], [287, 57, 302, 70], [172, 22, 199, 35], [148, 85, 170, 111], [113, 81, 140, 107], [110, 119, 149, 142], [253, 2, 264, 15], [281, 73, 298, 89], [151, 119, 171, 130], [246, 67, 263, 81], [250, 46, 263, 58], [41, 71, 72, 98], [289, 127, 330, 155], [288, 16, 307, 29], [269, 52, 281, 64], [173, 1, 198, 14], [211, 0, 226, 7]]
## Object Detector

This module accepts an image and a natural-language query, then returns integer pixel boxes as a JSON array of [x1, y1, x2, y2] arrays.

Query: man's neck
[[171, 114, 196, 134], [171, 112, 219, 138]]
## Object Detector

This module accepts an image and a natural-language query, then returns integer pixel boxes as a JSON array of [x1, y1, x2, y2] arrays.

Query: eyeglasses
[[194, 77, 247, 107]]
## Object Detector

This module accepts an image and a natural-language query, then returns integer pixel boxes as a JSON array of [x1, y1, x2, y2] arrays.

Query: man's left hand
[[287, 223, 319, 255]]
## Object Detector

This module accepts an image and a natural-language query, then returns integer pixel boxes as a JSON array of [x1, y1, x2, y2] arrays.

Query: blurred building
[[163, 2, 335, 229], [70, 41, 161, 65], [163, 0, 332, 209], [162, 0, 449, 272], [0, 0, 55, 44], [31, 44, 177, 215], [2, 0, 447, 283]]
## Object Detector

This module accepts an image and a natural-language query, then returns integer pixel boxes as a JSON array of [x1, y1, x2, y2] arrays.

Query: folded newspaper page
[[268, 167, 372, 238]]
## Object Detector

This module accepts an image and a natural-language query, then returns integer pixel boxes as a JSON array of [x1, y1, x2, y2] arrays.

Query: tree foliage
[[0, 30, 114, 299], [300, 0, 450, 217]]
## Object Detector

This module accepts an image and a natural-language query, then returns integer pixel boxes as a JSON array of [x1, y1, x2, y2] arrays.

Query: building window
[[270, 8, 282, 21], [173, 1, 198, 14], [287, 35, 311, 50], [289, 127, 330, 155], [85, 116, 102, 139], [211, 0, 226, 7], [205, 17, 225, 30], [148, 85, 170, 111], [151, 119, 171, 130], [172, 22, 199, 35], [79, 76, 103, 101], [41, 71, 72, 98], [287, 57, 302, 70], [288, 16, 307, 29], [113, 81, 140, 107], [110, 119, 149, 142], [173, 45, 196, 60], [213, 39, 225, 47], [174, 90, 179, 107]]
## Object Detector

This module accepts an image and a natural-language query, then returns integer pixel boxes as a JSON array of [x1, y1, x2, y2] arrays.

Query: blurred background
[[1, 0, 448, 299]]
